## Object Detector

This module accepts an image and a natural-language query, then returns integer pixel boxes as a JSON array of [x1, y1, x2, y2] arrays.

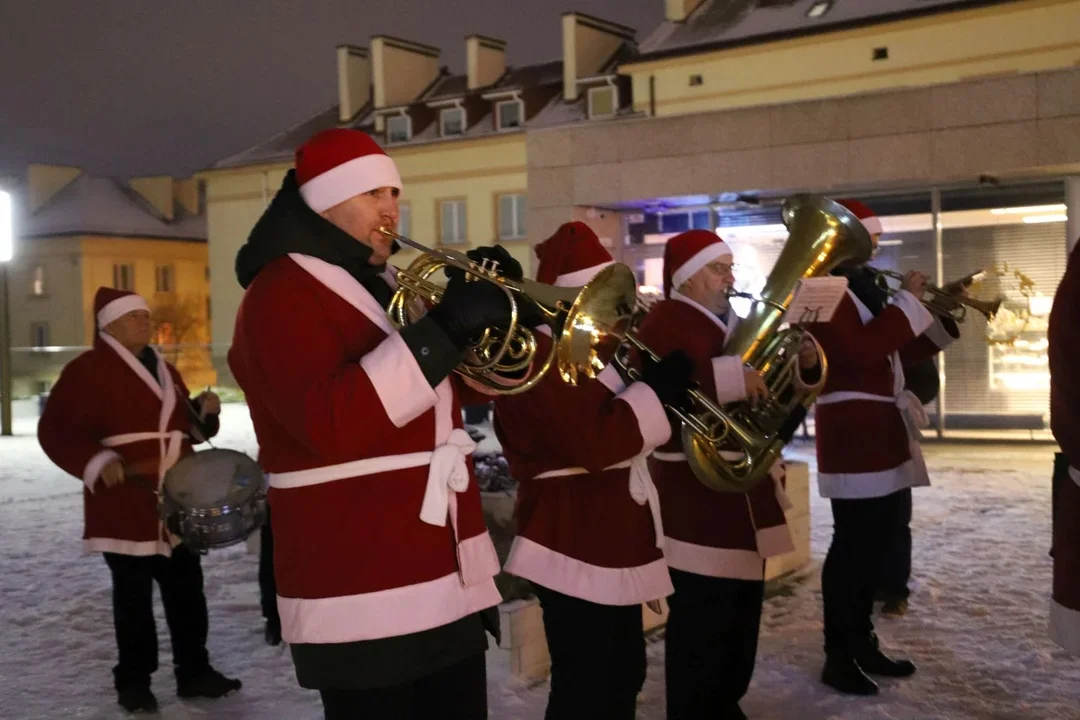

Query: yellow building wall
[[625, 0, 1080, 117], [202, 133, 531, 356], [79, 235, 215, 388]]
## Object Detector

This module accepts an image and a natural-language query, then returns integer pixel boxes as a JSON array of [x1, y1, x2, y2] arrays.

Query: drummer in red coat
[[228, 128, 516, 720], [485, 222, 695, 719], [37, 287, 240, 713], [1049, 237, 1080, 655], [635, 230, 815, 720], [806, 198, 961, 696]]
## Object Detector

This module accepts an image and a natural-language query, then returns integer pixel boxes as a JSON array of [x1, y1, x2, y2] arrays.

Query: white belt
[[650, 449, 793, 511], [817, 389, 928, 441], [267, 428, 480, 577], [101, 430, 188, 547], [535, 456, 665, 549]]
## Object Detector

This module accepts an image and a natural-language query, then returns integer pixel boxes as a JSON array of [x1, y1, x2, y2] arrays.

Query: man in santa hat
[[465, 221, 696, 719], [1048, 236, 1080, 656], [38, 287, 241, 713], [228, 127, 515, 719], [634, 229, 818, 719], [807, 197, 962, 695]]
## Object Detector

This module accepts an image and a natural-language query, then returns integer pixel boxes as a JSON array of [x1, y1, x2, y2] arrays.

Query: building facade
[[8, 164, 214, 395]]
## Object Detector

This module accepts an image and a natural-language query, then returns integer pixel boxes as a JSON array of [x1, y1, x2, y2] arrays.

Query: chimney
[[27, 164, 81, 213], [337, 45, 371, 123], [371, 35, 441, 110], [466, 35, 506, 90], [129, 175, 175, 220], [561, 12, 635, 102], [665, 0, 706, 22], [173, 177, 201, 215]]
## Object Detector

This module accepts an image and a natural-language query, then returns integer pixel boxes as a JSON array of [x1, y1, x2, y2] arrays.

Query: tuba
[[376, 227, 638, 395], [621, 194, 875, 493]]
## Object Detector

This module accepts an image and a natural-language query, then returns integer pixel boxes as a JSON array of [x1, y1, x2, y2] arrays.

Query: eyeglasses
[[707, 262, 738, 275]]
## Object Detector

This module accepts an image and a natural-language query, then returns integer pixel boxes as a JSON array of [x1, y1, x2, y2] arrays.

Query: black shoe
[[880, 598, 909, 617], [176, 667, 242, 699], [117, 687, 158, 713], [854, 645, 916, 677], [821, 655, 880, 696], [720, 702, 748, 720], [265, 617, 282, 646]]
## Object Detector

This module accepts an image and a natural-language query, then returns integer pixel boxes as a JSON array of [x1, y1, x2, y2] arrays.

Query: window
[[496, 99, 523, 130], [30, 265, 46, 296], [398, 202, 412, 238], [155, 265, 174, 293], [439, 200, 467, 245], [30, 322, 48, 349], [112, 263, 134, 291], [587, 86, 617, 119], [387, 115, 411, 143], [440, 107, 465, 136], [498, 194, 527, 241]]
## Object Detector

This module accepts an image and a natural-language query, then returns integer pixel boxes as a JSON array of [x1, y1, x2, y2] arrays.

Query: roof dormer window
[[387, 114, 412, 144], [440, 107, 466, 136], [496, 99, 524, 130], [587, 85, 617, 119]]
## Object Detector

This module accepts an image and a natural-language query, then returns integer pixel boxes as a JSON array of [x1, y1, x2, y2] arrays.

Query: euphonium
[[869, 268, 1004, 323], [621, 194, 875, 493], [376, 227, 638, 395]]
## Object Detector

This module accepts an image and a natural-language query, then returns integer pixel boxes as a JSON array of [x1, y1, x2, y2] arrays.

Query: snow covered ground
[[1, 402, 1077, 719]]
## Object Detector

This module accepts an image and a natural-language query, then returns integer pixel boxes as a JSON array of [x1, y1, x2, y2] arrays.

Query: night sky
[[0, 0, 664, 182]]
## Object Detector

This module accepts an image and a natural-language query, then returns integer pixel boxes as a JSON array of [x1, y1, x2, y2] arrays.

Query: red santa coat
[[636, 292, 795, 580], [38, 333, 209, 556], [808, 288, 958, 499], [1049, 241, 1080, 654], [227, 253, 501, 646], [491, 327, 673, 605]]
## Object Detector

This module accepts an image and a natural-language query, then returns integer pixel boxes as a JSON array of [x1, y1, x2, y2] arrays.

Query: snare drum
[[161, 448, 267, 553]]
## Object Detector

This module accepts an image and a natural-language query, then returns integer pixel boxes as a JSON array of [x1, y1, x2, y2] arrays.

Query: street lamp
[[0, 189, 13, 435]]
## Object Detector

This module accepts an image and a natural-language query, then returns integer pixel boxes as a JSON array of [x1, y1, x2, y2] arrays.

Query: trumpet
[[376, 227, 638, 395], [870, 268, 1003, 322]]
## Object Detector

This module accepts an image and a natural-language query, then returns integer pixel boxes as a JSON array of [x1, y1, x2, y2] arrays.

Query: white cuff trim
[[359, 333, 440, 428], [82, 449, 122, 493], [924, 315, 959, 350], [596, 364, 627, 394], [712, 355, 747, 404], [618, 382, 672, 452], [889, 289, 934, 338]]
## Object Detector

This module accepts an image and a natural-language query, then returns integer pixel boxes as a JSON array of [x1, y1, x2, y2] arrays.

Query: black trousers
[[318, 652, 487, 720], [823, 489, 911, 653], [102, 545, 210, 691], [665, 568, 765, 720], [532, 584, 646, 720], [876, 488, 913, 600], [258, 506, 279, 625]]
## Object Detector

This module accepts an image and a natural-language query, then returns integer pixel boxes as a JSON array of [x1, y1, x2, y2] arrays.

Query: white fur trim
[[359, 332, 440, 428], [861, 216, 883, 235], [96, 295, 149, 329], [1050, 598, 1080, 655], [670, 241, 732, 290], [505, 536, 672, 605], [596, 364, 627, 394], [755, 524, 795, 558], [277, 566, 502, 643], [816, 458, 928, 499], [924, 315, 959, 350], [554, 261, 614, 288], [299, 153, 403, 214], [288, 254, 394, 333], [83, 538, 172, 557], [889, 289, 935, 338], [82, 449, 122, 494], [1071, 465, 1080, 488], [618, 382, 672, 452], [712, 355, 748, 404], [662, 537, 764, 580]]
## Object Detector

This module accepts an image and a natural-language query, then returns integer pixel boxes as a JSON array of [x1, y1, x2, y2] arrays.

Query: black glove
[[447, 245, 524, 283], [640, 350, 696, 413], [426, 276, 515, 351]]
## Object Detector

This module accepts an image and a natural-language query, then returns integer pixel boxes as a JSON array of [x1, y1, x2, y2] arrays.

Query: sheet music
[[780, 276, 849, 325]]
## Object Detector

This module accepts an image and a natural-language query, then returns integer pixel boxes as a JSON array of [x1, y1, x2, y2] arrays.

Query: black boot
[[821, 654, 879, 696], [176, 666, 242, 699], [117, 686, 158, 713], [853, 634, 916, 677], [264, 617, 282, 646]]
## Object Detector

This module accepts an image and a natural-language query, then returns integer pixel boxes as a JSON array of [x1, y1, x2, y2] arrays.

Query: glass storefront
[[621, 180, 1069, 439]]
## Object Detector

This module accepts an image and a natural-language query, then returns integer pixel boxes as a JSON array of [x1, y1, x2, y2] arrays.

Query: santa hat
[[95, 287, 149, 330], [295, 128, 403, 214], [534, 222, 614, 287], [836, 198, 882, 236], [663, 230, 733, 297]]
